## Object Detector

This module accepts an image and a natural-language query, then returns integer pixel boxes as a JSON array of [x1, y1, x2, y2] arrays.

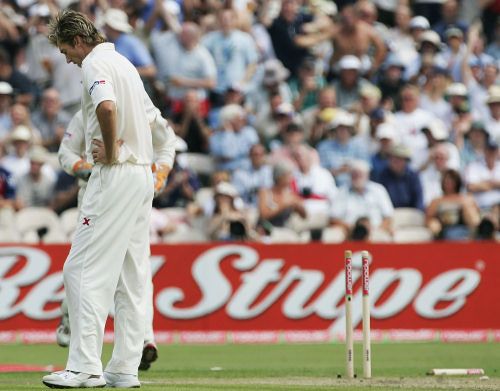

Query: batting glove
[[153, 163, 170, 197], [72, 160, 93, 181]]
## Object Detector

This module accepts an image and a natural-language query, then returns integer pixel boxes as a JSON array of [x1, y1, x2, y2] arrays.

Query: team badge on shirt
[[89, 80, 106, 95]]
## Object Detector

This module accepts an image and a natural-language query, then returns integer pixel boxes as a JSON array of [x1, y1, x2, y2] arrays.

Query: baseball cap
[[349, 159, 370, 173], [375, 123, 397, 141], [330, 110, 355, 129], [446, 83, 467, 97], [422, 119, 449, 140], [360, 84, 381, 100], [29, 146, 48, 163], [409, 16, 430, 30], [445, 27, 464, 39], [486, 85, 500, 104], [276, 102, 295, 116], [0, 81, 13, 95], [103, 9, 133, 33], [388, 144, 412, 160], [215, 182, 238, 198], [10, 125, 32, 142], [338, 55, 361, 71], [369, 107, 385, 121], [419, 30, 441, 49]]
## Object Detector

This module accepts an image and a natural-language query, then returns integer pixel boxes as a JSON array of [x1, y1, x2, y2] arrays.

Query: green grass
[[0, 342, 498, 390]]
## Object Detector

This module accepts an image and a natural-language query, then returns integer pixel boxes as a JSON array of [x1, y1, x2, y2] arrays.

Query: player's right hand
[[72, 159, 93, 181]]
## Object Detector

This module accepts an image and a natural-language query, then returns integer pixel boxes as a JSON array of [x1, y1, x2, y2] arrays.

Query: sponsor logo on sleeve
[[89, 80, 106, 95]]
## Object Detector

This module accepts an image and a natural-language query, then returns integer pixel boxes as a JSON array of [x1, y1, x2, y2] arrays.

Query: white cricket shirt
[[81, 43, 153, 165]]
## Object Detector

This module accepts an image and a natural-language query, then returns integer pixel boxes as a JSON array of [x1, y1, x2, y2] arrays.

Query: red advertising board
[[0, 243, 499, 343]]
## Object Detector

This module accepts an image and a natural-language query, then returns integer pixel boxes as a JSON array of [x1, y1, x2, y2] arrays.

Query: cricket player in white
[[57, 103, 175, 370], [43, 10, 173, 389]]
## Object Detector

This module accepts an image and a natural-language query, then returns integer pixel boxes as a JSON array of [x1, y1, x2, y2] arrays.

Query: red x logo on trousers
[[83, 218, 90, 226]]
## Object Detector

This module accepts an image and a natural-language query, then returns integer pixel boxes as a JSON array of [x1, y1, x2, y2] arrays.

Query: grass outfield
[[0, 342, 499, 390]]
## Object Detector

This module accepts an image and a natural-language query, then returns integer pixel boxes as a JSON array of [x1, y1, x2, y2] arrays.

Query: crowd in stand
[[0, 0, 499, 243]]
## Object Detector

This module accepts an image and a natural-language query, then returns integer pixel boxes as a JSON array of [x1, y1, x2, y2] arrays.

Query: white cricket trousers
[[63, 163, 153, 376]]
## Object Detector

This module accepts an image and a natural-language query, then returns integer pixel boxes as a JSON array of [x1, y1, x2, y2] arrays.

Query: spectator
[[420, 119, 461, 171], [432, 0, 468, 41], [459, 121, 490, 168], [409, 16, 431, 43], [0, 81, 13, 136], [16, 146, 56, 209], [331, 55, 371, 110], [290, 57, 325, 112], [378, 53, 406, 111], [232, 143, 273, 208], [172, 90, 212, 153], [441, 27, 466, 82], [370, 122, 399, 178], [317, 110, 369, 187], [420, 143, 454, 206], [329, 3, 386, 77], [291, 144, 337, 215], [426, 168, 480, 240], [393, 84, 436, 169], [372, 144, 424, 210], [150, 22, 216, 115], [246, 59, 293, 119], [202, 8, 258, 105], [153, 137, 200, 208], [257, 162, 306, 234], [420, 65, 452, 124], [354, 83, 383, 138], [484, 85, 500, 144], [385, 5, 418, 71], [266, 0, 326, 78], [329, 159, 394, 241], [269, 122, 320, 169], [31, 88, 71, 152], [464, 141, 500, 217], [209, 104, 258, 172], [208, 181, 257, 241], [302, 87, 337, 144], [0, 161, 16, 225], [406, 30, 444, 81], [103, 9, 157, 83], [0, 48, 34, 106]]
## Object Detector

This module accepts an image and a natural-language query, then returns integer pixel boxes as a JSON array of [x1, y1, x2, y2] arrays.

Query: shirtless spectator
[[329, 2, 386, 78]]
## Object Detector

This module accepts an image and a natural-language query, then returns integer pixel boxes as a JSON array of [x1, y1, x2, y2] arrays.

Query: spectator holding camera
[[208, 181, 256, 241]]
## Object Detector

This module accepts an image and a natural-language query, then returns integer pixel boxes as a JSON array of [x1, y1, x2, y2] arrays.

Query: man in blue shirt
[[372, 144, 424, 210]]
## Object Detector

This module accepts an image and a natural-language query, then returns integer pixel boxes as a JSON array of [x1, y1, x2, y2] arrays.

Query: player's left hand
[[152, 163, 171, 197]]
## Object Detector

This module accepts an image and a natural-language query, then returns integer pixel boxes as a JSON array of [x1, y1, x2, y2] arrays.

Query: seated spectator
[[419, 119, 460, 171], [419, 65, 452, 124], [291, 144, 337, 215], [464, 141, 500, 236], [209, 104, 259, 172], [370, 122, 399, 178], [0, 82, 13, 137], [330, 55, 372, 110], [16, 146, 56, 209], [153, 137, 200, 208], [426, 169, 480, 240], [257, 163, 306, 234], [329, 160, 394, 241], [246, 59, 293, 119], [172, 90, 211, 154], [458, 121, 489, 168], [0, 48, 34, 106], [301, 87, 337, 145], [31, 88, 71, 152], [317, 110, 369, 187], [484, 85, 500, 144], [420, 143, 455, 206], [377, 53, 406, 111], [208, 182, 257, 241], [0, 162, 16, 226], [372, 144, 424, 210], [289, 57, 325, 112], [393, 84, 436, 169], [1, 125, 54, 184], [232, 143, 273, 208], [268, 122, 319, 169], [150, 22, 216, 116]]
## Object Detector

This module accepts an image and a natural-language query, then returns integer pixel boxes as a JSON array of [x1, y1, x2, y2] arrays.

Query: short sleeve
[[83, 59, 116, 108]]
